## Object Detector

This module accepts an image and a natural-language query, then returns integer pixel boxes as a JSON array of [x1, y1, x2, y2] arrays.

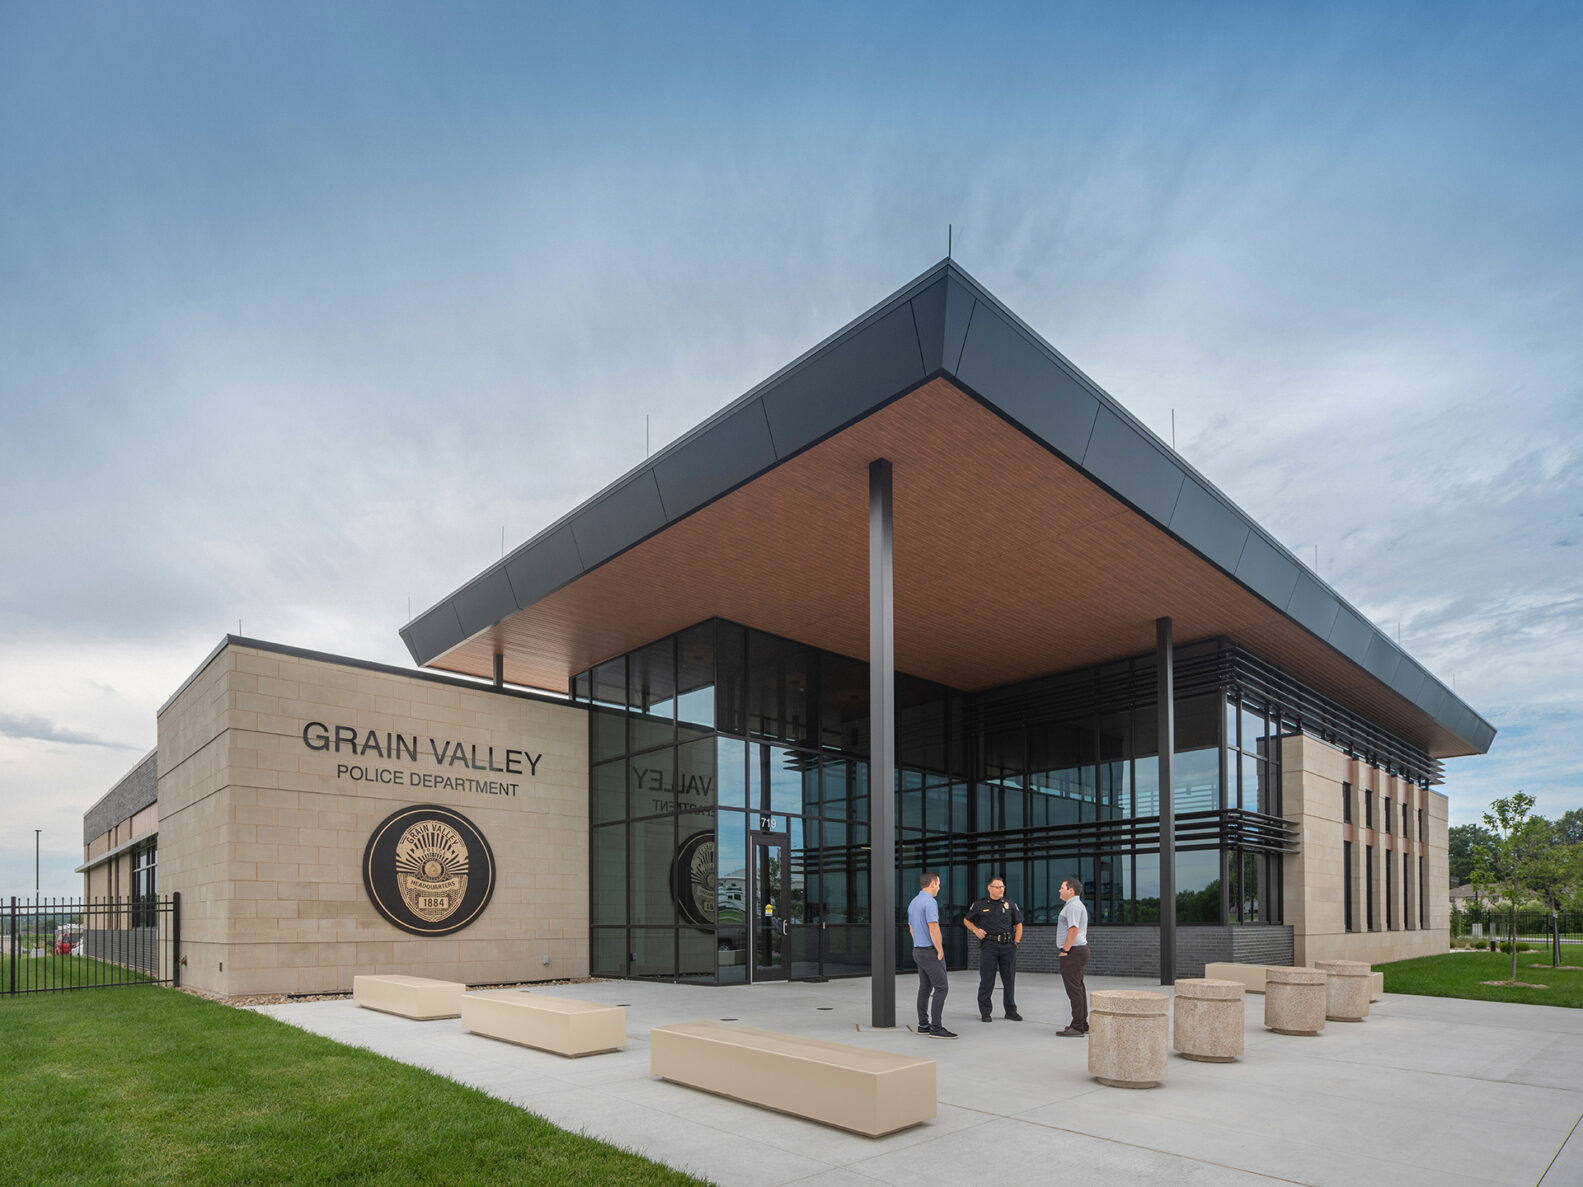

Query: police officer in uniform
[[964, 875, 1023, 1021]]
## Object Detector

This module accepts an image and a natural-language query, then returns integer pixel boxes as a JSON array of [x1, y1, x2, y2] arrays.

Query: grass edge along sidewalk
[[1377, 950, 1583, 1008], [0, 987, 706, 1187]]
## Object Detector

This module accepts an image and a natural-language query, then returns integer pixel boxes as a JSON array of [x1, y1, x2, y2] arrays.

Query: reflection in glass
[[716, 812, 746, 926], [1174, 748, 1219, 814], [716, 736, 745, 808], [820, 652, 868, 752], [629, 638, 676, 752], [1175, 849, 1221, 923], [676, 622, 715, 739], [1240, 753, 1263, 813], [748, 633, 812, 745], [630, 928, 677, 980]]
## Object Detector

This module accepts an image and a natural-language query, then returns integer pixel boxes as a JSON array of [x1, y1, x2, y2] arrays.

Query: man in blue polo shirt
[[908, 871, 955, 1038]]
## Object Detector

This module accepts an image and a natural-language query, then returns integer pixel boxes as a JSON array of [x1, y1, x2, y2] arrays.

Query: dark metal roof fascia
[[402, 261, 1495, 756]]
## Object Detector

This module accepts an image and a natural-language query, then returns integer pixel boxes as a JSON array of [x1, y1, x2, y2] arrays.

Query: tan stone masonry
[[157, 641, 588, 997]]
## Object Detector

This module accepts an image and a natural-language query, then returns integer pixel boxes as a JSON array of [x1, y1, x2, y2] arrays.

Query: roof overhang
[[401, 261, 1494, 760]]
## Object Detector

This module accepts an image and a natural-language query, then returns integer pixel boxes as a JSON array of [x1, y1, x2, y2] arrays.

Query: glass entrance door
[[749, 833, 788, 982]]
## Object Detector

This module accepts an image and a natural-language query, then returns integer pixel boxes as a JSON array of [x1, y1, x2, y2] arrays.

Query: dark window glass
[[1384, 797, 1392, 837], [1177, 695, 1220, 751], [924, 780, 950, 835], [716, 621, 747, 736], [630, 638, 676, 752], [1097, 710, 1130, 821], [572, 670, 591, 702], [1175, 849, 1221, 923], [676, 623, 715, 739], [819, 652, 868, 752], [1365, 790, 1375, 828], [1366, 843, 1376, 930], [629, 817, 676, 926], [1419, 856, 1426, 929], [592, 759, 626, 825], [676, 737, 716, 815], [630, 928, 677, 980], [592, 658, 625, 709], [591, 825, 626, 926], [590, 929, 626, 978], [896, 675, 946, 771], [747, 632, 813, 746], [1236, 851, 1262, 921], [678, 928, 715, 983], [629, 749, 675, 818], [1343, 841, 1354, 931], [1029, 719, 1093, 825], [1240, 702, 1266, 755], [1133, 852, 1160, 923], [820, 820, 868, 923], [1385, 849, 1395, 929], [1343, 781, 1352, 823]]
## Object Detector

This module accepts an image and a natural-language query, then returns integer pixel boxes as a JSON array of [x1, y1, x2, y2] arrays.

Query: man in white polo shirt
[[1055, 876, 1090, 1037]]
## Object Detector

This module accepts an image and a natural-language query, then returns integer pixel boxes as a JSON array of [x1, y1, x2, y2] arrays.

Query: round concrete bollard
[[1264, 967, 1328, 1036], [1172, 978, 1246, 1062], [1313, 959, 1372, 1022], [1089, 990, 1170, 1088]]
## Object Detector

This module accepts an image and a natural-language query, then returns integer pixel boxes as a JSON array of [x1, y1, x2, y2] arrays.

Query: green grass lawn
[[1376, 950, 1583, 1008], [0, 987, 704, 1186], [1, 953, 151, 992]]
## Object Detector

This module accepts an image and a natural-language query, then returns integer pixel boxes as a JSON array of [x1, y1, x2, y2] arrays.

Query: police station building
[[83, 261, 1493, 1001]]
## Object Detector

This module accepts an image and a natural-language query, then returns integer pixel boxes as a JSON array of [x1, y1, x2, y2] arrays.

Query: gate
[[2, 894, 181, 996]]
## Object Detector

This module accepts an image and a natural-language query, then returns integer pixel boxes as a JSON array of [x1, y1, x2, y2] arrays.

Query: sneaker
[[1056, 1026, 1086, 1037], [979, 1015, 992, 1023], [929, 1027, 959, 1039], [1005, 1011, 1023, 1021], [917, 1023, 931, 1034]]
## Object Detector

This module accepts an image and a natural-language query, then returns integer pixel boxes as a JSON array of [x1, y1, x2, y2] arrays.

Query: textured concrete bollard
[[1173, 978, 1246, 1062], [1089, 990, 1170, 1088], [1264, 967, 1327, 1035], [1314, 960, 1372, 1022]]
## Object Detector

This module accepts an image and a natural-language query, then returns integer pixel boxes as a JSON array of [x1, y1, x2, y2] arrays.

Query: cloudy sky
[[3, 2, 1579, 897]]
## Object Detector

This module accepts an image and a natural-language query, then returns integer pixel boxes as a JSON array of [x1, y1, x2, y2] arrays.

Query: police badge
[[363, 805, 496, 936]]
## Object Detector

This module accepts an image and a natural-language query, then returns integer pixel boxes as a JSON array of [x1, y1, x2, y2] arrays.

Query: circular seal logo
[[363, 805, 495, 935], [672, 829, 717, 929]]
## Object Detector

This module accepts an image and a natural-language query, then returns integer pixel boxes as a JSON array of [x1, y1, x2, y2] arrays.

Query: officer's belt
[[985, 933, 1015, 943]]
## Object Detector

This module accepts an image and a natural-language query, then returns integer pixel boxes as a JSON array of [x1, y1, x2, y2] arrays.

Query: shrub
[[1496, 941, 1534, 954]]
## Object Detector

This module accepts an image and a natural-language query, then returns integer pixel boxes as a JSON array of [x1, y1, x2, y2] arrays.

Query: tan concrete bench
[[651, 1021, 935, 1137], [1204, 962, 1384, 1001], [352, 974, 465, 1020], [462, 990, 625, 1057]]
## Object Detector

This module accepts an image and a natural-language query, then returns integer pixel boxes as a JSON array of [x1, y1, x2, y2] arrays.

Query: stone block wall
[[157, 639, 589, 997]]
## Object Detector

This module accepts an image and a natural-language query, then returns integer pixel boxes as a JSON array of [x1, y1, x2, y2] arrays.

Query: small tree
[[1482, 792, 1539, 983], [1519, 818, 1569, 968]]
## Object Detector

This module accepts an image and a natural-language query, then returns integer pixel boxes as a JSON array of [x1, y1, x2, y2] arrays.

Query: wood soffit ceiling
[[431, 379, 1471, 758]]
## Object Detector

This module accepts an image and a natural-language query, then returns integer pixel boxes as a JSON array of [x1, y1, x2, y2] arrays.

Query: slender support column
[[493, 652, 504, 688], [869, 459, 896, 1027], [1156, 616, 1176, 986]]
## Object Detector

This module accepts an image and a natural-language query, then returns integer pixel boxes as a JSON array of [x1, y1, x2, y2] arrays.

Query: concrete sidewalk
[[256, 973, 1583, 1186]]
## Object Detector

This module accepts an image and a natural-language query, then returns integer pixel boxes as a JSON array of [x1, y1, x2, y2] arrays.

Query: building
[[85, 261, 1493, 1000]]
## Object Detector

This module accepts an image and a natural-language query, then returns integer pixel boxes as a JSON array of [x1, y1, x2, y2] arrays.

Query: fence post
[[8, 897, 15, 997], [171, 892, 181, 989]]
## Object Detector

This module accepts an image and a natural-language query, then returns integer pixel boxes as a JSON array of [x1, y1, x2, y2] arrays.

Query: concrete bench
[[1203, 962, 1383, 1002], [352, 974, 465, 1020], [462, 990, 625, 1057], [651, 1021, 935, 1137]]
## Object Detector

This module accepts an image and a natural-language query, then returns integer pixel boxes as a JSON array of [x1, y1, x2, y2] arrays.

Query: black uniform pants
[[1060, 944, 1089, 1031], [976, 939, 1017, 1016]]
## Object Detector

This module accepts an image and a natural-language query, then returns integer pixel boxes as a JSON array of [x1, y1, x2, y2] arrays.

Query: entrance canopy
[[401, 261, 1493, 761]]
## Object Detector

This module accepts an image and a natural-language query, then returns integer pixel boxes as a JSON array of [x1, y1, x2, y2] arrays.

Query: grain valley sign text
[[302, 721, 543, 798]]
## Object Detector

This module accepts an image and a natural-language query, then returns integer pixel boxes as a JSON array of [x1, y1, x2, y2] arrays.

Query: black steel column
[[493, 652, 504, 688], [869, 458, 896, 1027], [1156, 616, 1176, 985]]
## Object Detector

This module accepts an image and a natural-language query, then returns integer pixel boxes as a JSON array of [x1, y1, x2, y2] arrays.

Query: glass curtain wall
[[580, 623, 1314, 984]]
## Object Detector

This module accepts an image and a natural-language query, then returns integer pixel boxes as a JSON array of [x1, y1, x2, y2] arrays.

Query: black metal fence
[[2, 894, 180, 996], [1450, 906, 1583, 945]]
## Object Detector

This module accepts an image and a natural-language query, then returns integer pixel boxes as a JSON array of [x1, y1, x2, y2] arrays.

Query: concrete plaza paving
[[256, 972, 1583, 1186]]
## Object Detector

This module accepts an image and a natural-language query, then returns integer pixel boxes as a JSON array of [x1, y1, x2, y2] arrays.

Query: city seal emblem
[[363, 805, 495, 936]]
